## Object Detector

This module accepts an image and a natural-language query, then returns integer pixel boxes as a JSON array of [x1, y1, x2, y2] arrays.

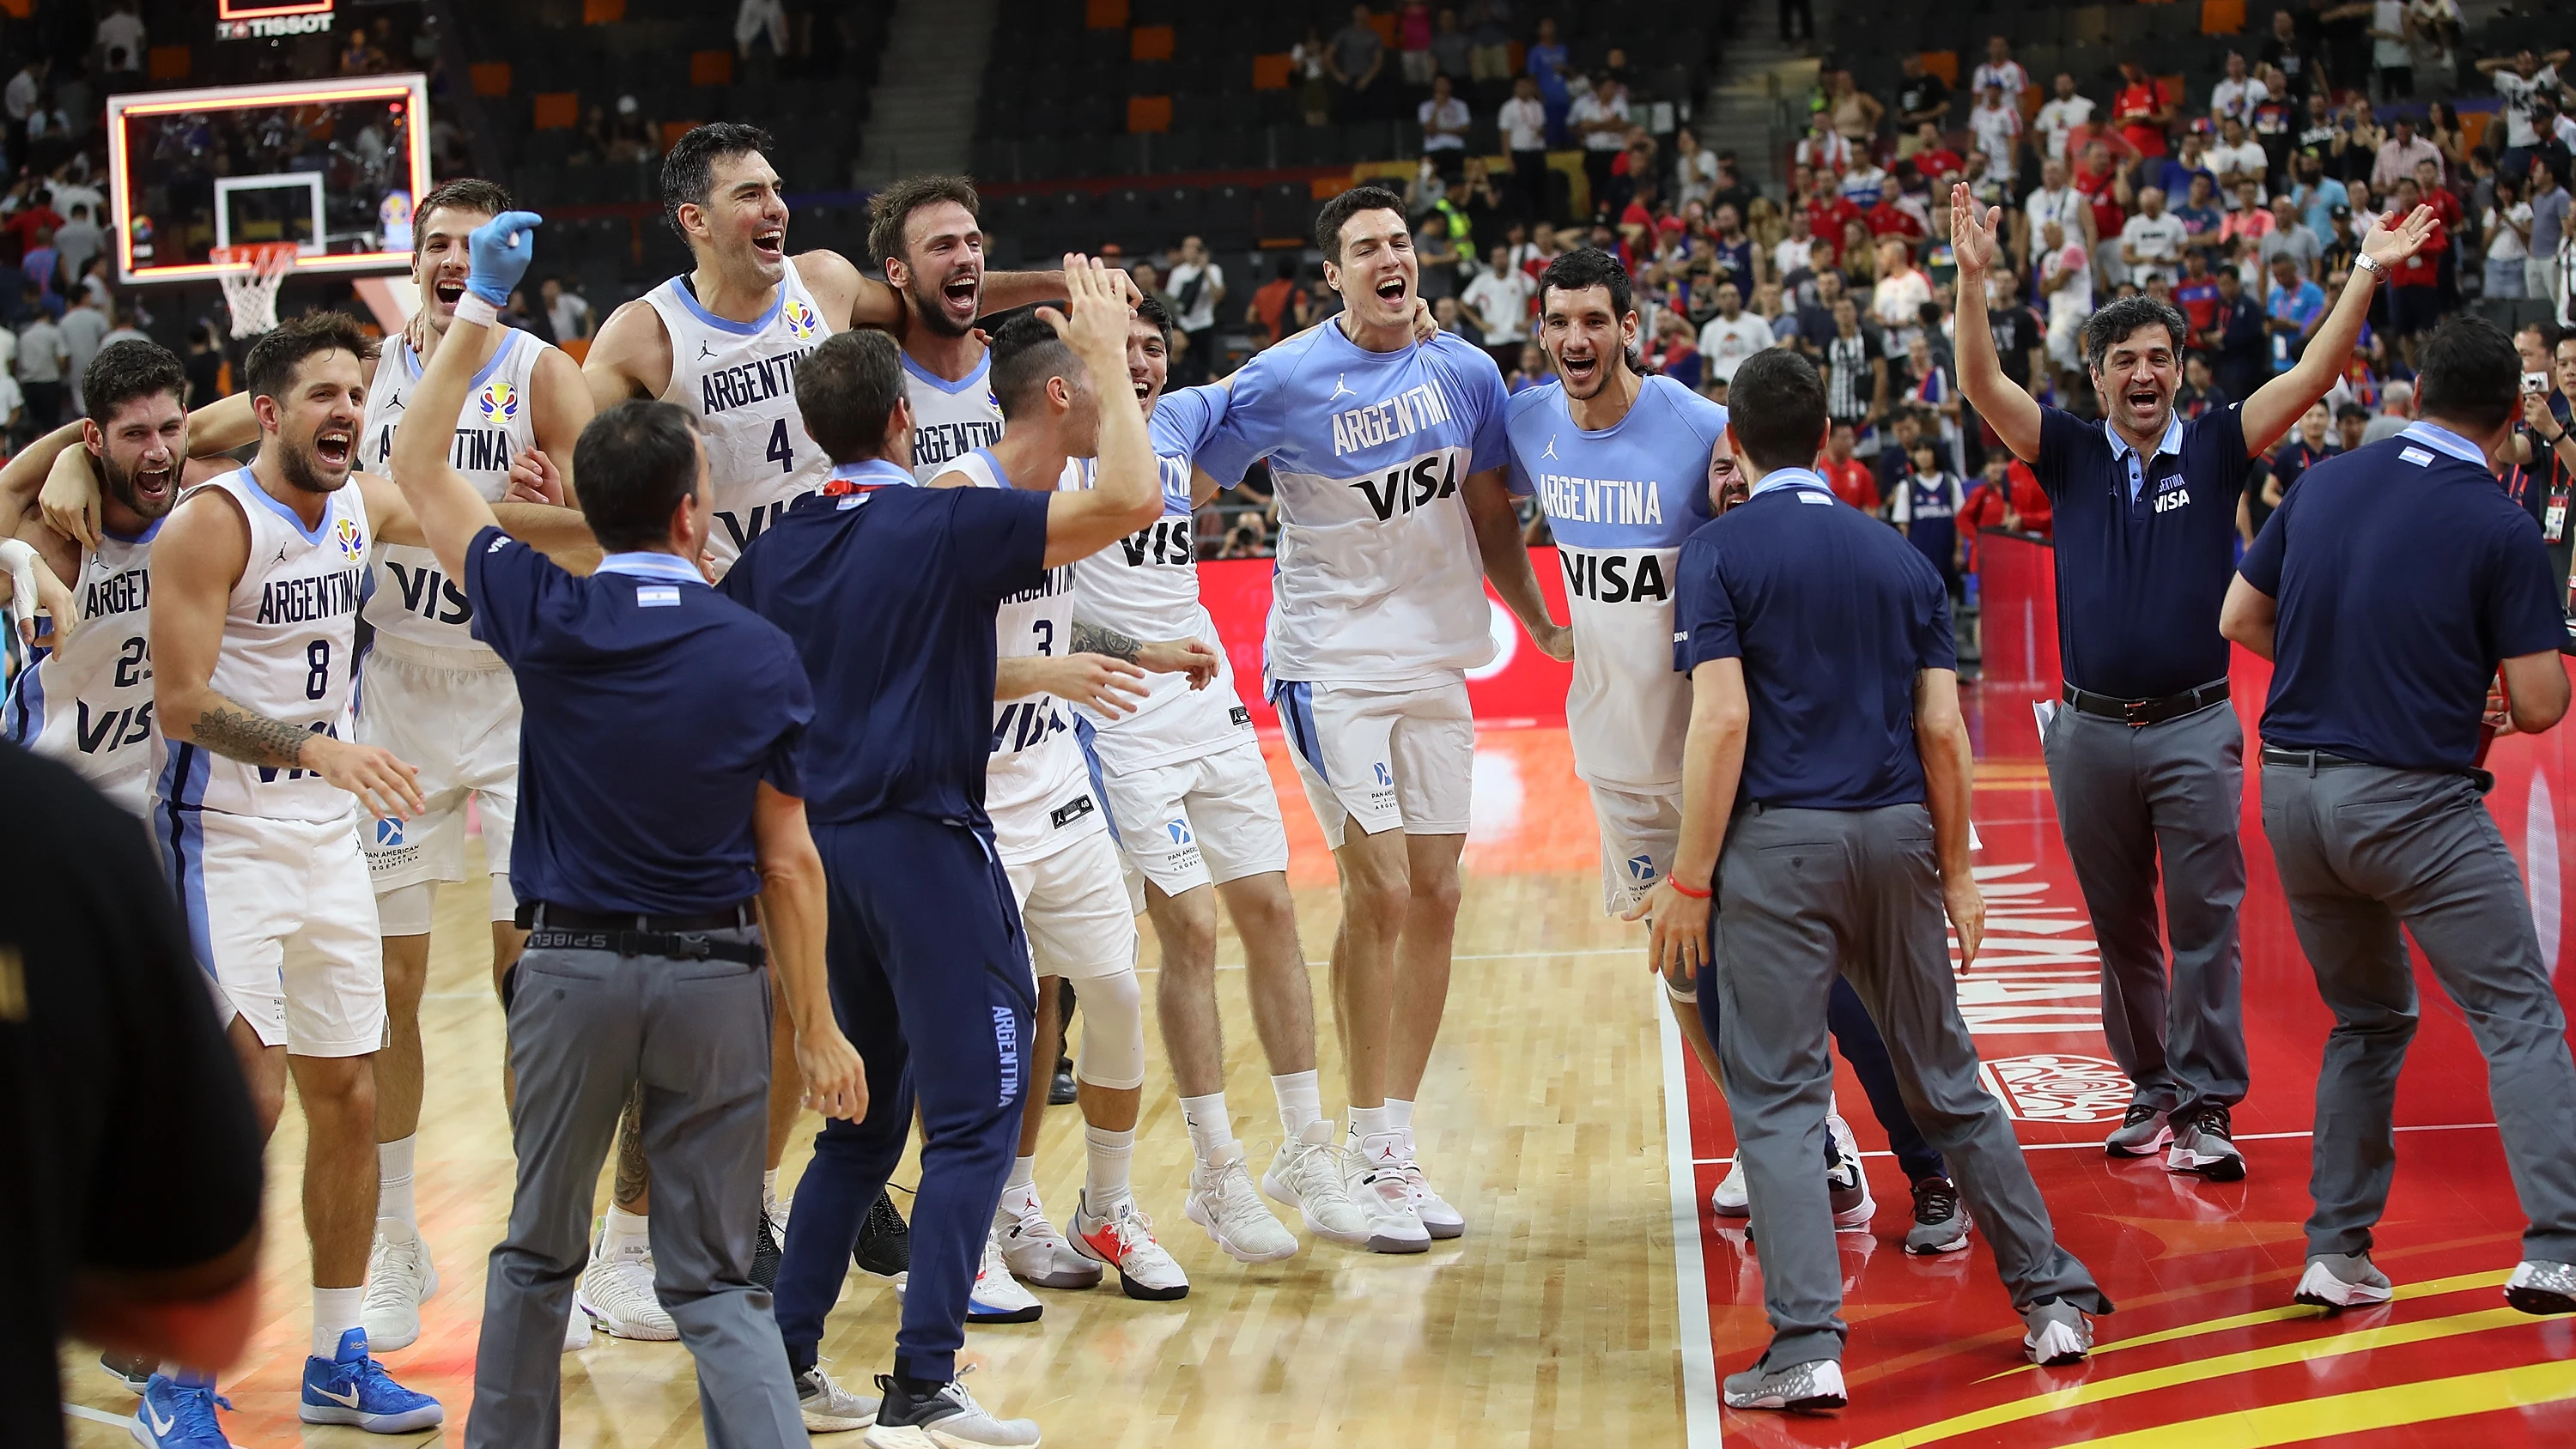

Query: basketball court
[[56, 658, 2576, 1445]]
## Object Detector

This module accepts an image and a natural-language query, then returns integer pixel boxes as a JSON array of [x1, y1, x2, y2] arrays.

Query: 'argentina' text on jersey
[[701, 346, 813, 415], [1331, 379, 1455, 458], [83, 567, 149, 619], [257, 566, 365, 625], [915, 418, 1005, 473], [1531, 471, 1668, 527]]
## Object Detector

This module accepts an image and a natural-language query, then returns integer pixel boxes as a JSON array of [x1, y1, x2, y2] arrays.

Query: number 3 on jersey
[[767, 418, 793, 473]]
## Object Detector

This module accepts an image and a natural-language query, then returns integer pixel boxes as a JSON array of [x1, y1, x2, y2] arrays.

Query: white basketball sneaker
[[1710, 1159, 1750, 1217], [1070, 1191, 1191, 1300], [1394, 1137, 1465, 1239], [990, 1187, 1104, 1290], [967, 1236, 1043, 1324], [1185, 1144, 1299, 1264], [1345, 1131, 1432, 1254], [575, 1228, 677, 1341], [1262, 1121, 1373, 1246], [360, 1220, 437, 1352]]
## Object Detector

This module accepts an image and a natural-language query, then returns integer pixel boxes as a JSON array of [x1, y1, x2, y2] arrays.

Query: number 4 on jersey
[[767, 418, 794, 473]]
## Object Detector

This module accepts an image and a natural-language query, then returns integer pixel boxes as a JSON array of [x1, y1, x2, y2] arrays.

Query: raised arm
[[1041, 255, 1168, 566], [392, 212, 549, 579], [1465, 468, 1571, 659], [1915, 666, 1983, 967], [527, 344, 595, 502], [1949, 183, 2044, 462], [2241, 205, 2435, 452], [10, 418, 93, 544], [149, 491, 423, 820]]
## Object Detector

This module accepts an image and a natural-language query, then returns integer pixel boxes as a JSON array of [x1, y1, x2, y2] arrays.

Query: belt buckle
[[668, 932, 714, 961], [2122, 697, 2154, 728]]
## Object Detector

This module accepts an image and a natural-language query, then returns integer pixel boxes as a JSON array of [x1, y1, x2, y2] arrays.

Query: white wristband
[[0, 536, 40, 634], [2353, 252, 2383, 277], [453, 293, 501, 328]]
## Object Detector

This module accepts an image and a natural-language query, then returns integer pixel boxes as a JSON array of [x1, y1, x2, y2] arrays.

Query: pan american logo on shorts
[[1977, 1054, 2136, 1123], [1372, 761, 1393, 787], [1626, 853, 1656, 882], [477, 379, 520, 425], [375, 817, 405, 848], [1166, 820, 1194, 846]]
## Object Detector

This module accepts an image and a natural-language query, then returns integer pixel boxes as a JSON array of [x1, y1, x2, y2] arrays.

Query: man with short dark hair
[[723, 261, 1166, 1447], [396, 215, 866, 1449], [1953, 180, 2437, 1183], [2221, 313, 2576, 1316], [1641, 347, 2108, 1411]]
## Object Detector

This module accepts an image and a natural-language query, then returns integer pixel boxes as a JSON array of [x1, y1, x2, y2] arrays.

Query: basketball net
[[210, 242, 301, 338]]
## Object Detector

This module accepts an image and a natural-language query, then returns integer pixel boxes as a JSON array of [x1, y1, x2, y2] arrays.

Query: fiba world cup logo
[[479, 380, 520, 425], [783, 299, 820, 342], [334, 516, 365, 561]]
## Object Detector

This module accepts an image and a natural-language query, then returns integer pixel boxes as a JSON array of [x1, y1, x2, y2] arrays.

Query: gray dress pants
[[2043, 696, 2251, 1118], [1711, 803, 2109, 1367], [2260, 760, 2576, 1263], [466, 927, 803, 1449]]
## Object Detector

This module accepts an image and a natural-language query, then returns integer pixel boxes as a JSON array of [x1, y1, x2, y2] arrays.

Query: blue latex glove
[[465, 210, 544, 307]]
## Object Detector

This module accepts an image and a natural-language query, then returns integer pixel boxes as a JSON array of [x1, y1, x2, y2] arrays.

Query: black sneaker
[[752, 1208, 783, 1291], [98, 1349, 154, 1395], [1048, 1057, 1077, 1106], [872, 1373, 1040, 1446], [854, 1188, 910, 1280]]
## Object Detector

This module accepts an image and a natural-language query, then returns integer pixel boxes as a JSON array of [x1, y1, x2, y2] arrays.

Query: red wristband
[[1667, 876, 1711, 900]]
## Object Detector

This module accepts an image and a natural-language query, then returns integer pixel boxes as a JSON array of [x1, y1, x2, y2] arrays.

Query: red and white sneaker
[[1069, 1191, 1190, 1301]]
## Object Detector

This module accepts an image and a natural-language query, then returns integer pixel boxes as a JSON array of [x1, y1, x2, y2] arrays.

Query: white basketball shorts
[[159, 806, 385, 1056], [1270, 678, 1474, 850], [1589, 782, 1681, 917], [356, 640, 520, 930], [1002, 827, 1140, 982], [1094, 736, 1292, 897]]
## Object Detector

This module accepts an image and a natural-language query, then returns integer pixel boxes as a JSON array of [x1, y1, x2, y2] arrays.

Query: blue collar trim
[[400, 327, 520, 389], [1749, 465, 1829, 498], [594, 551, 706, 585], [2103, 411, 2185, 463], [244, 471, 331, 544], [667, 275, 785, 336], [828, 458, 916, 489], [901, 349, 992, 396], [2398, 421, 2488, 465], [106, 514, 163, 544]]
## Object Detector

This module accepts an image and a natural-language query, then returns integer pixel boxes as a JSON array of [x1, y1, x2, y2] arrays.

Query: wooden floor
[[61, 729, 1692, 1447]]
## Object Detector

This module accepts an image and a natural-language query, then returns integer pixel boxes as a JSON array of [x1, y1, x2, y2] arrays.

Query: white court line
[[1659, 1002, 1724, 1449], [63, 1404, 127, 1428], [423, 945, 1645, 998], [1687, 1120, 2503, 1166]]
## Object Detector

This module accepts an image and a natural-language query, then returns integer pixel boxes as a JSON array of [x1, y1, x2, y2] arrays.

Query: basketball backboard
[[106, 72, 431, 285]]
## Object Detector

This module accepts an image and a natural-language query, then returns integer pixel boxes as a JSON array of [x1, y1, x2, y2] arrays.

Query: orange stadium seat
[[1132, 25, 1174, 62], [1128, 95, 1173, 133], [2201, 0, 2245, 33], [1251, 53, 1292, 90], [471, 63, 513, 97]]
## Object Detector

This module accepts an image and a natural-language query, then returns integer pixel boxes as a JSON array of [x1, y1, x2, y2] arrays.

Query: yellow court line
[[1971, 1270, 2508, 1382], [1850, 1307, 2537, 1449], [2069, 1357, 2576, 1449]]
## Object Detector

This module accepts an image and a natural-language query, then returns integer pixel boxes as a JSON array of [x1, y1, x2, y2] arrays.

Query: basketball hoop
[[210, 242, 301, 338]]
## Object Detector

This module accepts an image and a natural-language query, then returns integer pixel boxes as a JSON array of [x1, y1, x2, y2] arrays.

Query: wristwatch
[[2353, 252, 2384, 276]]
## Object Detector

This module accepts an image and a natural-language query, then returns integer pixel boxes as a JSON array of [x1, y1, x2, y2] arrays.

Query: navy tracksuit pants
[[772, 813, 1037, 1384], [1698, 961, 1947, 1184]]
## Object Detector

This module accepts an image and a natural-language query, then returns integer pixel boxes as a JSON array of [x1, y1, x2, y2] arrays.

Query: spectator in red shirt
[[2074, 141, 2127, 246], [2380, 181, 2445, 364], [1908, 123, 1965, 186], [1957, 455, 2052, 572], [1864, 173, 1927, 242], [2172, 247, 2222, 333], [2112, 61, 2175, 158], [1805, 185, 1861, 257], [1245, 258, 1300, 346], [1816, 419, 1880, 512]]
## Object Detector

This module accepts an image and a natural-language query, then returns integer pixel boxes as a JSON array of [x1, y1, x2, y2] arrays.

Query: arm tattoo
[[1071, 618, 1144, 663], [613, 1082, 648, 1210], [191, 698, 317, 768]]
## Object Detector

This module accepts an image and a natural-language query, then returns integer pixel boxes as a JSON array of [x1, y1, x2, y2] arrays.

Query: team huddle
[[12, 112, 2555, 1447]]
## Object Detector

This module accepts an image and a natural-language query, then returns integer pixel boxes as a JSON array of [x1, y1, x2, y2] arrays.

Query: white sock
[[1272, 1070, 1324, 1138], [376, 1135, 417, 1234], [1179, 1091, 1233, 1163], [1350, 1104, 1393, 1141], [1384, 1097, 1416, 1133], [999, 1155, 1041, 1218], [1084, 1125, 1136, 1213], [313, 1286, 364, 1358], [1007, 1154, 1038, 1192], [603, 1205, 650, 1257], [762, 1167, 780, 1215]]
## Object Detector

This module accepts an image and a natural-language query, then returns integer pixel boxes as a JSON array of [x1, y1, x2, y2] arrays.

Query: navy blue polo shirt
[[717, 459, 1052, 829], [1674, 467, 1957, 809], [2244, 421, 2567, 772], [2033, 403, 2253, 699], [465, 530, 811, 914]]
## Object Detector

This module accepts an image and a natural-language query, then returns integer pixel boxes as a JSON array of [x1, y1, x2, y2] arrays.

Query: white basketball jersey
[[360, 326, 544, 656], [151, 469, 370, 823], [3, 524, 159, 812], [645, 269, 833, 573], [1066, 427, 1254, 773], [905, 351, 1005, 484], [947, 448, 1105, 864]]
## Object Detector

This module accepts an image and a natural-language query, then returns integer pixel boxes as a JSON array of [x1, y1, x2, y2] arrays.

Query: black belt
[[516, 900, 765, 965], [2260, 745, 2494, 794], [2062, 678, 2229, 729]]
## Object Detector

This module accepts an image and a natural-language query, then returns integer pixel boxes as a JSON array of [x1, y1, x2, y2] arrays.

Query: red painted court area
[[1674, 653, 2576, 1448]]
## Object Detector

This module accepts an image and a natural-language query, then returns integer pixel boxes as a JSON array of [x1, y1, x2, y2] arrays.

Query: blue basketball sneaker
[[299, 1327, 443, 1433], [133, 1373, 234, 1447]]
